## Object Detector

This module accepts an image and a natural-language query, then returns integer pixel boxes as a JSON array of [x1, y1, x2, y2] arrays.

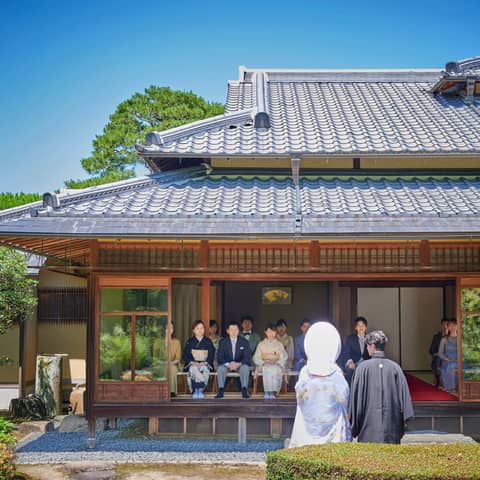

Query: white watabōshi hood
[[304, 321, 342, 376]]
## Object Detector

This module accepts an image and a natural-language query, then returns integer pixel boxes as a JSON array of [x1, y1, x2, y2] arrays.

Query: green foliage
[[0, 193, 41, 210], [0, 418, 14, 447], [462, 288, 480, 312], [0, 248, 37, 336], [461, 289, 480, 380], [99, 325, 149, 380], [79, 86, 224, 179], [99, 325, 133, 379], [266, 443, 480, 480], [64, 170, 134, 189], [0, 418, 16, 479]]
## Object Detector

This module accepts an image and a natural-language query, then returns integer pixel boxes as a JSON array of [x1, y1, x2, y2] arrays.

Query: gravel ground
[[16, 425, 282, 465]]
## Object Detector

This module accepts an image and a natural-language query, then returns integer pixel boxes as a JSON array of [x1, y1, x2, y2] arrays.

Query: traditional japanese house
[[1, 57, 480, 441]]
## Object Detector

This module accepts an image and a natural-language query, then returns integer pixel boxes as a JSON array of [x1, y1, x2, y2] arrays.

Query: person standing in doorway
[[216, 321, 251, 399], [438, 319, 458, 393], [276, 319, 294, 370], [349, 330, 414, 444], [167, 324, 182, 397], [429, 318, 450, 388], [294, 318, 312, 371], [341, 316, 370, 385], [240, 315, 261, 357]]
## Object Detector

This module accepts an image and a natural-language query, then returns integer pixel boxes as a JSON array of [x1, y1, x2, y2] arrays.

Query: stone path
[[19, 462, 266, 480]]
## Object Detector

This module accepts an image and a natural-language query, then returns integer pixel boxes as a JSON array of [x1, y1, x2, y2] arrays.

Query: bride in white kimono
[[289, 321, 351, 447]]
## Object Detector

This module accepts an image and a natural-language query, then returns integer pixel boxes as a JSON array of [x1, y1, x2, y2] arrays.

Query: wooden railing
[[95, 241, 480, 274]]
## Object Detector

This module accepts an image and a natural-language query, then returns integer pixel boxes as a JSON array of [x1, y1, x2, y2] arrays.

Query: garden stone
[[402, 433, 476, 444], [70, 471, 116, 480], [59, 415, 106, 433], [18, 420, 54, 434], [64, 462, 116, 473]]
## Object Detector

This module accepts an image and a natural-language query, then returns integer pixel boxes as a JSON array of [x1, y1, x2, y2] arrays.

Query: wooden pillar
[[309, 240, 320, 268], [456, 276, 463, 401], [350, 287, 358, 327], [148, 417, 159, 435], [85, 240, 98, 447], [216, 284, 223, 336], [238, 417, 247, 444], [199, 240, 209, 269], [330, 281, 340, 326], [202, 278, 211, 334], [270, 418, 282, 439], [420, 240, 431, 267]]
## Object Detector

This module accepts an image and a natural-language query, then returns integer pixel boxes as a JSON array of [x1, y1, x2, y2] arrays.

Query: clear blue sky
[[0, 0, 479, 193]]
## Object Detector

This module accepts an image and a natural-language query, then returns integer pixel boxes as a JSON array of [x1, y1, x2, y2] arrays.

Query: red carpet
[[405, 373, 457, 401]]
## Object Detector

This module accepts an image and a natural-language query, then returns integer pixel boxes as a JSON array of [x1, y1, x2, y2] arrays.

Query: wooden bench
[[253, 370, 299, 394], [177, 372, 218, 394], [178, 370, 255, 394]]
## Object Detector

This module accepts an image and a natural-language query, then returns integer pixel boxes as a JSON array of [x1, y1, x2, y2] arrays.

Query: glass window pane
[[135, 315, 168, 381], [462, 313, 480, 381], [101, 288, 168, 312], [99, 315, 131, 381]]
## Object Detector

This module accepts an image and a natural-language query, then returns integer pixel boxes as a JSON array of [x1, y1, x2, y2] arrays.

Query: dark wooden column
[[86, 240, 98, 446], [202, 278, 211, 335], [330, 281, 340, 326]]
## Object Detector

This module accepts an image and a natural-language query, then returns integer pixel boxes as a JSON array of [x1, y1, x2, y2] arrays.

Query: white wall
[[357, 287, 444, 370], [358, 288, 401, 363]]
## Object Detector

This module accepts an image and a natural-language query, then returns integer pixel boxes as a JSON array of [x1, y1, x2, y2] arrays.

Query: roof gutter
[[291, 157, 302, 234]]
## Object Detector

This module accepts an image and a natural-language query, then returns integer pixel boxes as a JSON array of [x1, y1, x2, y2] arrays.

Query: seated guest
[[289, 322, 351, 447], [254, 323, 288, 399], [182, 320, 215, 399], [168, 323, 182, 397], [215, 320, 251, 399], [341, 316, 370, 385], [276, 319, 294, 370], [294, 318, 312, 371], [240, 315, 261, 357], [438, 319, 458, 393], [429, 318, 449, 388]]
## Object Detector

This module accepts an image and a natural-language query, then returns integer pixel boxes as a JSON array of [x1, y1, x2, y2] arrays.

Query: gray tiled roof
[[2, 167, 480, 238], [137, 65, 480, 158]]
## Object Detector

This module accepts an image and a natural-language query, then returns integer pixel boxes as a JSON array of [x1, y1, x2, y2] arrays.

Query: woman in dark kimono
[[182, 320, 215, 399]]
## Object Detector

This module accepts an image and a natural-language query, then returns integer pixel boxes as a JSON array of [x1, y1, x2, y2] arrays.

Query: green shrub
[[0, 418, 16, 479], [266, 443, 480, 479]]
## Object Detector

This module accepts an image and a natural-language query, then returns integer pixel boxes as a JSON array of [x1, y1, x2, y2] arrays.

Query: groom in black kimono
[[349, 330, 414, 444]]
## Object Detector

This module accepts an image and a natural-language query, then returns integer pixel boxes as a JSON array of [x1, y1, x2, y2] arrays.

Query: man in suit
[[293, 318, 312, 371], [342, 316, 370, 384], [240, 315, 261, 358], [215, 320, 252, 399]]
